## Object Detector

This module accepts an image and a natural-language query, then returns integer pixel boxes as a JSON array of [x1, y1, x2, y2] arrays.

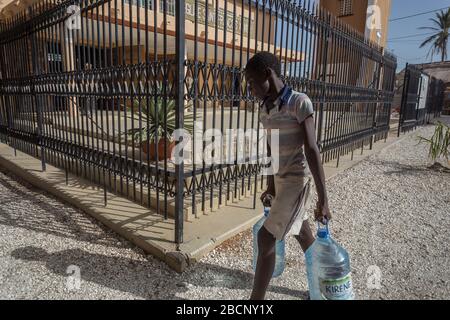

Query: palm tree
[[419, 8, 450, 62]]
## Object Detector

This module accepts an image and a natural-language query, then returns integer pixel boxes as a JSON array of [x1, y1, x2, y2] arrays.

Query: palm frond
[[419, 34, 439, 48], [419, 9, 450, 61], [418, 26, 440, 31]]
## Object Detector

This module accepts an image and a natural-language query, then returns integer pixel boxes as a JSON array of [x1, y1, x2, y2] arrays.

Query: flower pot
[[141, 139, 176, 161]]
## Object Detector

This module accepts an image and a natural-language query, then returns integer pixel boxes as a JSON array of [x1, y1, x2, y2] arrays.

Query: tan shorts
[[263, 175, 313, 241]]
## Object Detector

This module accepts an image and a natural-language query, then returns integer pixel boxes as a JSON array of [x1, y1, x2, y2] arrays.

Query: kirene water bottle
[[252, 197, 286, 278], [305, 223, 354, 300]]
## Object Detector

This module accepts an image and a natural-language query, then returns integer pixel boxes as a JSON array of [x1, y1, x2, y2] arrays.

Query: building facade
[[319, 0, 391, 47]]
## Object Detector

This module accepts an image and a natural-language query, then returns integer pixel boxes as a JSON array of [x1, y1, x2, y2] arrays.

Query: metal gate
[[398, 63, 423, 135], [398, 63, 444, 136]]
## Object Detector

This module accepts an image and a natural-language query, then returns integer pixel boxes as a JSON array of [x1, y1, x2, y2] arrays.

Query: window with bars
[[339, 0, 353, 16], [124, 0, 154, 9], [160, 0, 176, 16]]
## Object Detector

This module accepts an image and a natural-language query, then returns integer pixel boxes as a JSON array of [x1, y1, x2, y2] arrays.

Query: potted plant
[[123, 98, 195, 161]]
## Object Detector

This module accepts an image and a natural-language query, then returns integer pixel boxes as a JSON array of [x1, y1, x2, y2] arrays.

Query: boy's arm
[[301, 115, 332, 223]]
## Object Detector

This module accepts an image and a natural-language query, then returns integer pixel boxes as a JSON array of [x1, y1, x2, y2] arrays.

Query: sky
[[387, 0, 450, 71]]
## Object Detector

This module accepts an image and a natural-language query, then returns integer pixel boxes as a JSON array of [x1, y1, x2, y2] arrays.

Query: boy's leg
[[294, 220, 315, 253], [250, 226, 276, 300]]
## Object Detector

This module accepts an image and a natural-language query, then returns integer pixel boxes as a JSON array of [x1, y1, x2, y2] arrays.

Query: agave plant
[[123, 97, 195, 144], [417, 121, 450, 165]]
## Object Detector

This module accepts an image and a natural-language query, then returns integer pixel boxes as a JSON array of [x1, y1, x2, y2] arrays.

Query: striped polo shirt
[[259, 86, 314, 178]]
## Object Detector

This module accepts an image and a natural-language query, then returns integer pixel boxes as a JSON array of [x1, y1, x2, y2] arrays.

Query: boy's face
[[245, 68, 270, 101]]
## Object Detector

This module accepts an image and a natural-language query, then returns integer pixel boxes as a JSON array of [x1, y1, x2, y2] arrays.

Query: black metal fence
[[0, 0, 397, 244], [398, 63, 444, 136], [425, 76, 445, 123]]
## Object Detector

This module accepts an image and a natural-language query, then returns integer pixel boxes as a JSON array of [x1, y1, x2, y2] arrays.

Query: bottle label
[[319, 273, 354, 300]]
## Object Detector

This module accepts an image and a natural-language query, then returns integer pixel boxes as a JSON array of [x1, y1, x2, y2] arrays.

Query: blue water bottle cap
[[317, 222, 329, 239], [317, 228, 328, 238]]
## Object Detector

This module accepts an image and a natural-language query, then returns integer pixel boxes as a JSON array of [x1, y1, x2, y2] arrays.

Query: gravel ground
[[0, 118, 449, 300]]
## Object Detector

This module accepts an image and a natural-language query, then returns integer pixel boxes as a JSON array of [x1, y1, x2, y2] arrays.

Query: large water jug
[[305, 223, 354, 300], [252, 207, 286, 278]]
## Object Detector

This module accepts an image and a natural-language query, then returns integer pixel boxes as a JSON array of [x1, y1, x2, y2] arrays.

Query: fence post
[[438, 80, 444, 117], [317, 12, 331, 158], [175, 0, 185, 246], [398, 63, 409, 137], [370, 51, 383, 150], [415, 71, 423, 128], [0, 43, 14, 154], [29, 6, 46, 171], [1, 41, 8, 145]]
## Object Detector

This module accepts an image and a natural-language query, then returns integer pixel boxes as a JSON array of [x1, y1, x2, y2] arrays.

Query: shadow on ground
[[10, 246, 308, 300]]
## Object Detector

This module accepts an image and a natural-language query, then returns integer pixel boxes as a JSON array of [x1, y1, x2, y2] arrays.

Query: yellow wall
[[320, 0, 368, 35], [368, 0, 391, 47], [320, 0, 391, 47]]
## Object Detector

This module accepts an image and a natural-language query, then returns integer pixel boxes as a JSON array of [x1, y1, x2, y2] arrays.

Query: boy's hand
[[260, 189, 275, 207], [314, 201, 332, 224]]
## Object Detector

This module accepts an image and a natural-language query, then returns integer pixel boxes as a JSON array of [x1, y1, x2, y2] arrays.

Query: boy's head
[[245, 52, 282, 100]]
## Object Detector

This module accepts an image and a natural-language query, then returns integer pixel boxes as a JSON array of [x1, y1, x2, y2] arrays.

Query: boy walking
[[245, 52, 332, 300]]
